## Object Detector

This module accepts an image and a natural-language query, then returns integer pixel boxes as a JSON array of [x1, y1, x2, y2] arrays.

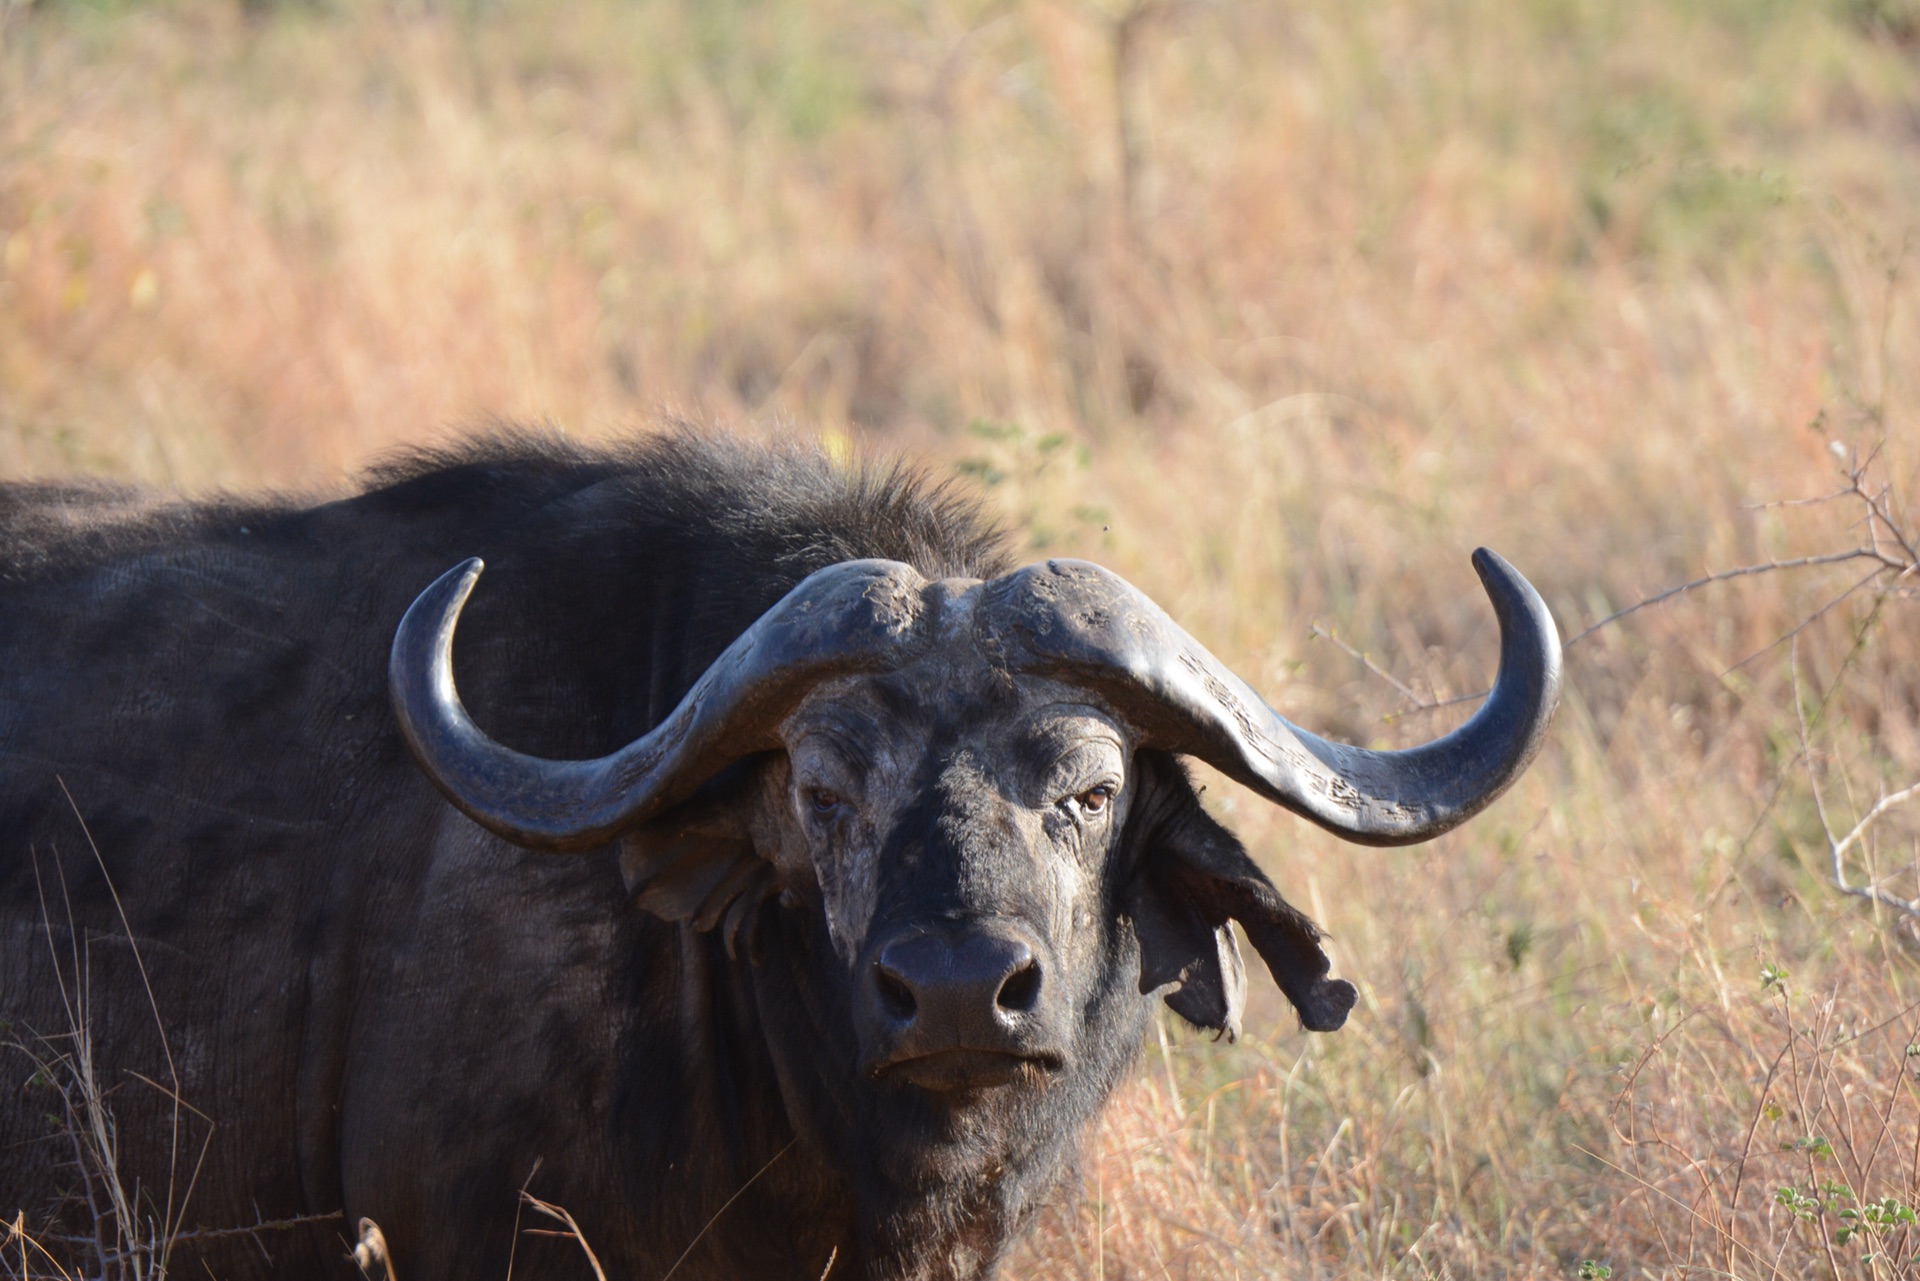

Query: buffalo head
[[391, 548, 1558, 1056], [387, 550, 1559, 1262]]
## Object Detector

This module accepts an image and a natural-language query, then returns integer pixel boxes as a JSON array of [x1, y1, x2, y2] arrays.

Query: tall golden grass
[[3, 0, 1919, 1277]]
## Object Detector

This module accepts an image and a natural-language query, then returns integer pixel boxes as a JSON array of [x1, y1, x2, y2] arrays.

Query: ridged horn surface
[[390, 557, 933, 851], [984, 548, 1561, 845]]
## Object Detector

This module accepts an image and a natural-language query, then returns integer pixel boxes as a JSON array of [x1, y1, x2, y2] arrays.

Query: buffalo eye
[[807, 788, 844, 814], [1075, 784, 1113, 815]]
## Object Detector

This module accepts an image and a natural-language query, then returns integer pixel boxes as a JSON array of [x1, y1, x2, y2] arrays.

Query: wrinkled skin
[[612, 652, 1270, 1280], [783, 678, 1129, 985]]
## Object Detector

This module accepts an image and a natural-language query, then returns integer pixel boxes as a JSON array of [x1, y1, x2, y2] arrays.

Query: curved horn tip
[[1470, 547, 1560, 637], [1469, 546, 1524, 596], [391, 559, 487, 668], [394, 557, 486, 627], [446, 558, 484, 621], [449, 555, 485, 600]]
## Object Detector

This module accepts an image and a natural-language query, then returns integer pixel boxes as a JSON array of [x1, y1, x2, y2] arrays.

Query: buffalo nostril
[[865, 927, 1048, 1056], [995, 958, 1041, 1013], [874, 962, 918, 1022]]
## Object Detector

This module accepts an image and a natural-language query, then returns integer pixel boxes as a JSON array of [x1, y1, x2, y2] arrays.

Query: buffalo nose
[[870, 927, 1043, 1036]]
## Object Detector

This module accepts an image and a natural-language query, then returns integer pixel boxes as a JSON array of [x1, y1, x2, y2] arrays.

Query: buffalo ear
[[1124, 751, 1357, 1036], [1128, 880, 1248, 1038], [619, 760, 777, 953]]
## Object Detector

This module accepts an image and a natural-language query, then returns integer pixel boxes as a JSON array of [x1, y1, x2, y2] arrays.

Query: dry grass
[[3, 0, 1919, 1277], [4, 791, 214, 1281]]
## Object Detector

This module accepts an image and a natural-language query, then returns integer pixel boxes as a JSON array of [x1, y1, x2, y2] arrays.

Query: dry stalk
[[2, 785, 215, 1281], [4, 1212, 77, 1281], [657, 1140, 798, 1281], [350, 1217, 395, 1281], [515, 1195, 610, 1281]]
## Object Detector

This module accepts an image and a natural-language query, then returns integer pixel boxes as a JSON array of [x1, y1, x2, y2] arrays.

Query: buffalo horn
[[390, 557, 933, 851], [985, 549, 1560, 845]]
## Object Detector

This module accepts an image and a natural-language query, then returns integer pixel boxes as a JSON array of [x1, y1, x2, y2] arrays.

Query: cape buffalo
[[0, 431, 1559, 1280]]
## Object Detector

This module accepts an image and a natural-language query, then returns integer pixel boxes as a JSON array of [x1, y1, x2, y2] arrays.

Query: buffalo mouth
[[872, 1047, 1066, 1094]]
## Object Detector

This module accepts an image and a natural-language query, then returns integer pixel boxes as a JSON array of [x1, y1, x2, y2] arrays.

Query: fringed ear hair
[[1123, 751, 1355, 1038]]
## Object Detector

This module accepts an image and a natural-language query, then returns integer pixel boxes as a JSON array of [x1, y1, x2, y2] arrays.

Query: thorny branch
[[1313, 444, 1920, 920], [1561, 546, 1907, 651], [38, 1213, 345, 1261]]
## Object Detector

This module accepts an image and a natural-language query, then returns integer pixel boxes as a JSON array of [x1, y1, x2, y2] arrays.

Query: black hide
[[0, 432, 1340, 1281]]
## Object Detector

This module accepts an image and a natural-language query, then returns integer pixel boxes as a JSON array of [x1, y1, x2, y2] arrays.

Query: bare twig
[[1719, 567, 1888, 676], [1318, 550, 1900, 717], [1562, 548, 1896, 651], [44, 1213, 345, 1254], [1307, 624, 1425, 706], [1793, 645, 1920, 921], [1739, 486, 1859, 511], [169, 1212, 345, 1247], [1327, 447, 1917, 732]]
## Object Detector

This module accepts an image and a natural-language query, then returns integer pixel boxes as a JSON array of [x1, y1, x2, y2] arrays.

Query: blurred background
[[3, 0, 1918, 1276]]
